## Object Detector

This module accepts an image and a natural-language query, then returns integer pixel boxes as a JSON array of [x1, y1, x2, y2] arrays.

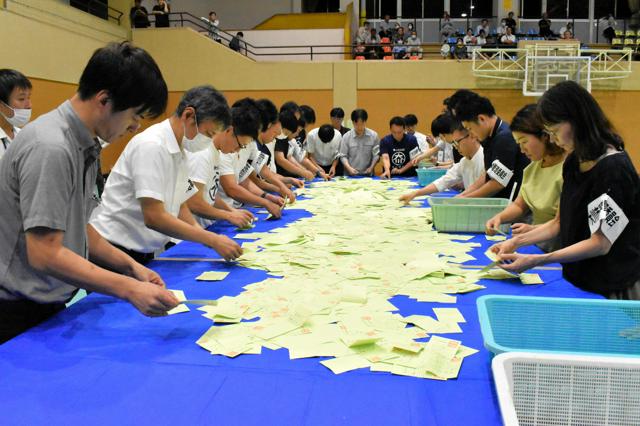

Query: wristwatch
[[260, 192, 267, 198]]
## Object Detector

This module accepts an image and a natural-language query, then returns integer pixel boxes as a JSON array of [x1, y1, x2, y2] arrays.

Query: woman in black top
[[492, 81, 640, 299]]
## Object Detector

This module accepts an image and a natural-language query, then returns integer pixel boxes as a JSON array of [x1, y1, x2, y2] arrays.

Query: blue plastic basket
[[477, 295, 640, 358], [417, 167, 447, 187]]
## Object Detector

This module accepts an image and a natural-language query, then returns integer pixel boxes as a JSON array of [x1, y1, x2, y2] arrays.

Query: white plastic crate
[[492, 352, 640, 426]]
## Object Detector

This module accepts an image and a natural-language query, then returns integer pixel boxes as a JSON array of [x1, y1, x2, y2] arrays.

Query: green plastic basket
[[417, 167, 447, 187], [429, 197, 510, 233]]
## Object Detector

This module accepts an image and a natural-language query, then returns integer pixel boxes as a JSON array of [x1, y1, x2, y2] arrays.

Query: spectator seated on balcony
[[559, 22, 573, 37], [130, 0, 150, 28], [496, 19, 507, 37], [440, 41, 452, 58], [392, 40, 409, 59], [151, 0, 170, 28], [454, 38, 467, 60], [378, 14, 395, 38], [505, 11, 517, 34], [394, 26, 407, 43], [561, 30, 575, 41], [379, 27, 393, 41], [353, 42, 367, 59], [366, 29, 382, 58], [477, 29, 487, 46], [356, 21, 371, 43], [463, 28, 477, 56], [539, 12, 552, 38], [500, 27, 517, 45], [406, 31, 423, 58]]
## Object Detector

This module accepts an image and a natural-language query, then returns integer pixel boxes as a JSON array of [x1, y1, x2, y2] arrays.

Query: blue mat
[[0, 178, 599, 426]]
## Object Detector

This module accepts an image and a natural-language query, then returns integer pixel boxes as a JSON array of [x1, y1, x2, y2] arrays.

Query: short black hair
[[454, 95, 496, 122], [443, 89, 479, 114], [0, 69, 32, 105], [237, 31, 244, 37], [209, 11, 216, 15], [389, 116, 405, 128], [279, 110, 298, 133], [351, 108, 368, 122], [175, 85, 230, 128], [330, 107, 345, 119], [256, 98, 278, 132], [300, 105, 316, 125], [538, 80, 623, 161], [431, 113, 457, 136], [231, 98, 261, 140], [78, 42, 167, 119], [403, 114, 418, 127], [318, 124, 335, 143], [280, 101, 300, 114]]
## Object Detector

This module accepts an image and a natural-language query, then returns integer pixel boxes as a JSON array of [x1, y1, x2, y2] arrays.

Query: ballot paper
[[185, 179, 496, 379], [519, 273, 544, 285], [196, 271, 230, 281], [167, 290, 190, 315]]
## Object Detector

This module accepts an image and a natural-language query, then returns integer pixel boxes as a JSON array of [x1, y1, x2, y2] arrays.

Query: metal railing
[[70, 0, 123, 25]]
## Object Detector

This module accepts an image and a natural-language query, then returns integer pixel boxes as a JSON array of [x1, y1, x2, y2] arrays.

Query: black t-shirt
[[538, 19, 551, 36], [256, 141, 272, 168], [274, 137, 295, 177], [559, 151, 640, 295], [505, 17, 517, 32], [482, 118, 530, 199], [130, 6, 150, 28], [152, 5, 170, 27], [379, 133, 419, 177]]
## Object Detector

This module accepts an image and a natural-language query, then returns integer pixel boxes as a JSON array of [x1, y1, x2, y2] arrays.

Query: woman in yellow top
[[486, 104, 566, 251]]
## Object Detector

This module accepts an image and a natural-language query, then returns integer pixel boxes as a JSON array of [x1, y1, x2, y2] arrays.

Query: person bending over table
[[274, 110, 317, 181], [410, 113, 460, 169], [493, 81, 640, 300], [485, 104, 567, 252], [399, 121, 484, 203], [185, 100, 262, 229], [0, 43, 180, 343], [455, 93, 530, 199], [380, 116, 419, 179], [338, 108, 380, 176], [90, 86, 243, 265]]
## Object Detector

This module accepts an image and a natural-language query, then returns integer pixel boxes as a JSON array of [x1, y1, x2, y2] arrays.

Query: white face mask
[[182, 115, 211, 153], [1, 103, 31, 128]]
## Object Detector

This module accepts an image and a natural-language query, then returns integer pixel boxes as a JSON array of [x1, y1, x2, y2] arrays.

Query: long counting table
[[0, 181, 599, 425]]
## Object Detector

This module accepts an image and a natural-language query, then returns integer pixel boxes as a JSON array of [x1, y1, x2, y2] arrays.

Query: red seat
[[355, 55, 365, 60], [382, 46, 392, 53], [383, 55, 394, 60], [381, 37, 391, 43], [409, 56, 420, 60]]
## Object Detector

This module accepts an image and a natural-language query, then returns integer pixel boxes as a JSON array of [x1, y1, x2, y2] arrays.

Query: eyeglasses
[[234, 130, 247, 150], [451, 133, 470, 148]]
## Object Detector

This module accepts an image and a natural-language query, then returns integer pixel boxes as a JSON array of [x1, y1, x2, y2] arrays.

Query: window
[[402, 0, 422, 18], [521, 0, 542, 18], [594, 0, 632, 19], [365, 0, 397, 19], [449, 0, 491, 18], [451, 0, 471, 17], [568, 0, 588, 19], [424, 0, 444, 18], [302, 0, 340, 13], [546, 0, 568, 19]]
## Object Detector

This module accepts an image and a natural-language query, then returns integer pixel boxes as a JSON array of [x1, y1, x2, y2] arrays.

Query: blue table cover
[[0, 179, 599, 425]]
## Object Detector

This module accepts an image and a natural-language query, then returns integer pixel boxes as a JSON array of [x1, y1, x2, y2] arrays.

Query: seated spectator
[[229, 32, 246, 55], [357, 21, 371, 43], [392, 39, 409, 59], [463, 28, 477, 56], [130, 0, 150, 28], [559, 22, 573, 37], [440, 41, 452, 58], [306, 124, 343, 177], [454, 38, 467, 59], [501, 27, 517, 45], [379, 27, 393, 41], [0, 69, 32, 162], [407, 22, 415, 34], [477, 29, 487, 46], [400, 121, 484, 203], [395, 26, 407, 43], [539, 12, 552, 38], [151, 0, 170, 28], [403, 114, 428, 151], [330, 107, 350, 135], [354, 41, 367, 58], [485, 104, 566, 252], [476, 18, 490, 36], [338, 109, 379, 176], [406, 31, 423, 58], [380, 116, 419, 179], [561, 30, 574, 40], [496, 19, 507, 36]]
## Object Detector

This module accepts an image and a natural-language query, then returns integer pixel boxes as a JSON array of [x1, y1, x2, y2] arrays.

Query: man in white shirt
[[476, 18, 490, 36], [90, 86, 243, 263], [500, 27, 517, 44], [186, 100, 260, 229], [0, 69, 32, 162], [411, 113, 456, 168], [404, 114, 428, 151], [399, 124, 484, 202], [306, 124, 343, 177]]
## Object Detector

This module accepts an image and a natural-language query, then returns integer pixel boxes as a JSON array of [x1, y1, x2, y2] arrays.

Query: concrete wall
[[242, 29, 345, 61]]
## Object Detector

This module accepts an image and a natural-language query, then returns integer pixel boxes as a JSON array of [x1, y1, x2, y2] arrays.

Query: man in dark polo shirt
[[0, 42, 179, 344], [380, 116, 419, 178], [455, 94, 529, 198]]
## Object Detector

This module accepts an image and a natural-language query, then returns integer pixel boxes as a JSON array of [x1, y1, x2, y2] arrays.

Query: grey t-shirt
[[0, 100, 100, 303], [338, 128, 380, 173]]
